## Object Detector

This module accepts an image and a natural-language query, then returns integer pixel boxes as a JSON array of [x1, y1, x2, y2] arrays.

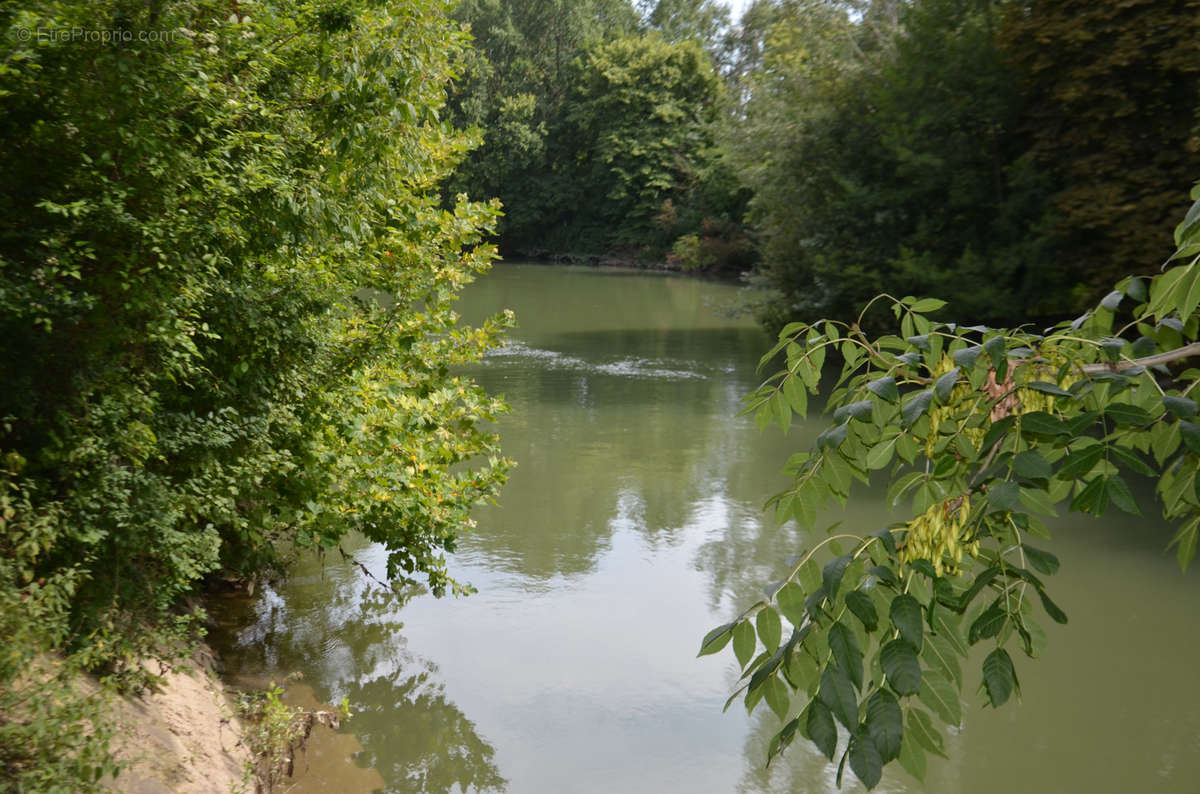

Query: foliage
[[236, 677, 350, 793], [642, 0, 729, 53], [447, 0, 749, 265], [702, 189, 1200, 788], [0, 4, 511, 784], [559, 34, 726, 251], [733, 0, 1044, 327], [446, 0, 640, 248], [1000, 0, 1200, 302], [0, 462, 121, 793], [734, 0, 1200, 330]]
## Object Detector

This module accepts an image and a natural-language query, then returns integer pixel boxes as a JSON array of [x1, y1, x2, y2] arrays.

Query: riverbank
[[103, 647, 251, 794]]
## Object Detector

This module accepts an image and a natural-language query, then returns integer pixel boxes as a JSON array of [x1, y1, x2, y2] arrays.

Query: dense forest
[[2, 0, 1199, 790], [448, 0, 1200, 326]]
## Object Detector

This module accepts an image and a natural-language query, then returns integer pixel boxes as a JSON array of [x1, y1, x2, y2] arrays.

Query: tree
[[701, 187, 1200, 788], [1000, 0, 1200, 304], [735, 0, 1050, 329], [557, 34, 726, 252], [445, 0, 640, 248], [1, 1, 510, 787], [734, 0, 1200, 331]]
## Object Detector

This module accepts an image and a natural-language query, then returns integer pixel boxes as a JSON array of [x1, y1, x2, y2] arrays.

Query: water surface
[[212, 264, 1200, 793]]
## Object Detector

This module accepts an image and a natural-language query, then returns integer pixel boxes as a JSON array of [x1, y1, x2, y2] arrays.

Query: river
[[209, 263, 1200, 793]]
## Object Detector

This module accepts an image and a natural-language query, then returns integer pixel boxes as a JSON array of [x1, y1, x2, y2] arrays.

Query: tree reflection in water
[[211, 553, 506, 794], [346, 662, 506, 794]]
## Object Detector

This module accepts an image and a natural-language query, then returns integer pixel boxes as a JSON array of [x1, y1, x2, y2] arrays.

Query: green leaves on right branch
[[717, 188, 1200, 791]]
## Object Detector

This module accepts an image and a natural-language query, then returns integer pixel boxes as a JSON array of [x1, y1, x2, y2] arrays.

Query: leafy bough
[[702, 187, 1200, 788]]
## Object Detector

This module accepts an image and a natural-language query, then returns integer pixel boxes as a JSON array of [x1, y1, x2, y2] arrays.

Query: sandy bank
[[105, 647, 251, 794]]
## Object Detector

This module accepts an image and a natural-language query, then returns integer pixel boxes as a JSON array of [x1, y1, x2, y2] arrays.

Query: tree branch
[[1080, 341, 1200, 373]]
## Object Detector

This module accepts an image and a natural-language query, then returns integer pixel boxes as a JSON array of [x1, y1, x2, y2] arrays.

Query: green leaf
[[865, 690, 903, 762], [1178, 264, 1200, 319], [909, 298, 947, 313], [1180, 421, 1200, 454], [906, 708, 948, 758], [755, 402, 773, 431], [982, 648, 1017, 707], [1163, 395, 1198, 419], [921, 631, 963, 688], [1108, 444, 1155, 477], [1057, 444, 1104, 480], [698, 622, 735, 656], [1107, 474, 1140, 515], [906, 334, 931, 350], [880, 639, 921, 696], [983, 335, 1007, 370], [798, 559, 821, 593], [733, 621, 756, 668], [934, 368, 960, 402], [898, 730, 927, 782], [819, 666, 859, 730], [787, 653, 820, 697], [968, 601, 1006, 644], [1099, 290, 1124, 311], [1151, 420, 1182, 464], [890, 594, 924, 651], [783, 374, 808, 417], [1037, 589, 1068, 624], [817, 422, 849, 451], [952, 345, 981, 371], [1105, 402, 1153, 427], [988, 480, 1020, 512], [1025, 381, 1072, 398], [957, 567, 1000, 613], [980, 415, 1017, 451], [1169, 518, 1200, 571], [848, 727, 883, 790], [776, 582, 807, 627], [865, 436, 898, 471], [806, 700, 838, 760], [931, 611, 968, 657], [1125, 276, 1149, 303], [1021, 544, 1060, 575], [867, 375, 900, 403], [823, 554, 851, 600], [765, 675, 791, 721], [757, 607, 783, 652], [772, 391, 791, 433], [767, 716, 800, 764], [918, 670, 962, 725], [1019, 411, 1069, 437], [829, 621, 863, 690], [871, 528, 899, 555], [845, 590, 879, 632], [902, 390, 934, 426], [1012, 450, 1052, 480], [1018, 486, 1059, 517], [1070, 475, 1111, 516], [833, 399, 874, 423]]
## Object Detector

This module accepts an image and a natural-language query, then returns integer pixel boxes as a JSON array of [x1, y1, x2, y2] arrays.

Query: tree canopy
[[727, 0, 1200, 325], [702, 187, 1200, 788], [446, 0, 751, 268], [1, 1, 509, 788]]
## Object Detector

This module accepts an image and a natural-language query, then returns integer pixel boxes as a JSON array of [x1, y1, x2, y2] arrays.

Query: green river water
[[210, 263, 1200, 793]]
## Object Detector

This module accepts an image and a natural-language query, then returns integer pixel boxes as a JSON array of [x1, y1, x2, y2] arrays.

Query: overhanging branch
[[1080, 341, 1200, 374]]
